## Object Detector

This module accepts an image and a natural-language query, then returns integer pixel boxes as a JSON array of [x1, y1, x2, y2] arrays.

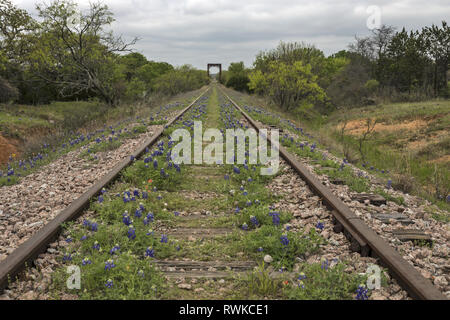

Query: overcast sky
[[12, 0, 450, 70]]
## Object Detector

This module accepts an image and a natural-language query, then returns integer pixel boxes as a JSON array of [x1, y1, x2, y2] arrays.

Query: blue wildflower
[[105, 259, 116, 271], [250, 215, 259, 226], [122, 215, 132, 226], [105, 279, 113, 288], [280, 234, 290, 246], [134, 209, 142, 218], [145, 247, 155, 258], [62, 254, 72, 262], [92, 241, 100, 250], [269, 212, 280, 226], [316, 221, 324, 231], [160, 234, 168, 243], [355, 284, 369, 300], [127, 226, 136, 240], [242, 223, 248, 231], [110, 244, 120, 255], [82, 257, 91, 266], [386, 179, 392, 189]]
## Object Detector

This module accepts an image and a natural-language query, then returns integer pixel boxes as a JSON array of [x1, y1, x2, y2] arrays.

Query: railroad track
[[0, 86, 446, 300]]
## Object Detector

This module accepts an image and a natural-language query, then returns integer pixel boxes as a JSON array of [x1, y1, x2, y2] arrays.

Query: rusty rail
[[221, 89, 446, 300], [0, 88, 209, 293]]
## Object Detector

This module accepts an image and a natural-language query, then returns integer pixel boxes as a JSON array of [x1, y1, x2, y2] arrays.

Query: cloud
[[11, 0, 450, 69]]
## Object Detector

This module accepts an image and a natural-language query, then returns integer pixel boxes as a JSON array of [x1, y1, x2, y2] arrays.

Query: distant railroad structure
[[207, 63, 222, 81]]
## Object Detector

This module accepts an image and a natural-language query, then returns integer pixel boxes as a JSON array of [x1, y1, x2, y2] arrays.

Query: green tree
[[421, 21, 450, 96], [225, 62, 251, 92], [30, 0, 137, 105], [249, 60, 326, 112]]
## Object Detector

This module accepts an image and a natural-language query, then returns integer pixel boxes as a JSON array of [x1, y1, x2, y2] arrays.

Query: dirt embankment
[[341, 119, 429, 135], [0, 135, 19, 165]]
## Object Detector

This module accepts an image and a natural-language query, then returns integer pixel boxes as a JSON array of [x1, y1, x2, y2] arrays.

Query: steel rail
[[0, 88, 210, 293], [221, 89, 446, 300]]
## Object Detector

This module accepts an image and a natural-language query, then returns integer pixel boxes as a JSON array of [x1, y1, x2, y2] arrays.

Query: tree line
[[223, 22, 449, 114], [0, 0, 209, 105]]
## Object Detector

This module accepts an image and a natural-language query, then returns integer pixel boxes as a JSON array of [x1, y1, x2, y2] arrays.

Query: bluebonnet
[[122, 215, 132, 226], [298, 272, 307, 280], [160, 234, 168, 243], [269, 212, 280, 226], [110, 244, 120, 255], [65, 237, 72, 243], [280, 234, 290, 246], [242, 223, 248, 231], [82, 258, 91, 266], [135, 209, 142, 218], [105, 279, 113, 288], [250, 215, 259, 226], [224, 174, 230, 180], [98, 195, 104, 203], [127, 226, 136, 240], [138, 270, 145, 278], [321, 259, 329, 270], [355, 284, 369, 300], [386, 179, 392, 189], [146, 213, 154, 222], [62, 254, 72, 262], [235, 207, 240, 214], [145, 247, 155, 258], [233, 166, 240, 174], [146, 229, 154, 236], [257, 247, 263, 252], [316, 221, 324, 231], [80, 235, 87, 241]]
